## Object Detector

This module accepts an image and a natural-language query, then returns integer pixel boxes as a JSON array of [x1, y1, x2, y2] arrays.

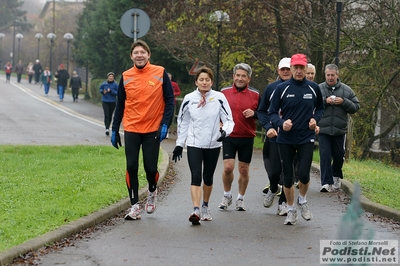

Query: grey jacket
[[318, 79, 360, 136]]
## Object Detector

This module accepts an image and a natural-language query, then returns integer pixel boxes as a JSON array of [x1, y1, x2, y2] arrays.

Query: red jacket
[[221, 84, 260, 138]]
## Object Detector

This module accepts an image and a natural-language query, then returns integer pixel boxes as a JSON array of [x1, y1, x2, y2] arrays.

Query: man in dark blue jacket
[[269, 53, 324, 225], [258, 57, 291, 216]]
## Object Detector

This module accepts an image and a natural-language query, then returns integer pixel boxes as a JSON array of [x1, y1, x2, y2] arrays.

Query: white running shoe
[[263, 190, 277, 208], [297, 196, 313, 221], [320, 184, 333, 193], [277, 202, 288, 216], [235, 198, 246, 211], [145, 189, 157, 214], [124, 203, 141, 220], [218, 195, 233, 210], [201, 206, 212, 221], [189, 209, 201, 225], [333, 176, 341, 190], [284, 209, 298, 225]]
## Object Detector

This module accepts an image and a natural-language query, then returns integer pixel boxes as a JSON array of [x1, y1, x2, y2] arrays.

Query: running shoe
[[218, 195, 232, 210], [263, 189, 277, 208], [124, 203, 141, 220], [235, 198, 246, 211], [276, 184, 282, 196], [284, 209, 298, 225], [333, 176, 341, 190], [297, 196, 313, 221], [262, 183, 270, 194], [320, 184, 333, 193], [145, 189, 157, 214], [201, 206, 212, 221], [277, 202, 288, 216], [189, 209, 201, 225]]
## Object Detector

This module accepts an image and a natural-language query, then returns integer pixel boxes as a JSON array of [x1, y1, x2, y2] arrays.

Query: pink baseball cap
[[290, 54, 308, 66]]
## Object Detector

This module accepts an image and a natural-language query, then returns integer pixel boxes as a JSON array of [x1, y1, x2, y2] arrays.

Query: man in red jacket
[[218, 63, 260, 211]]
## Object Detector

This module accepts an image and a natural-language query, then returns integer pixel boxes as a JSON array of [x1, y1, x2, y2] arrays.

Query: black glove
[[217, 129, 226, 142], [111, 131, 122, 149], [172, 146, 183, 162]]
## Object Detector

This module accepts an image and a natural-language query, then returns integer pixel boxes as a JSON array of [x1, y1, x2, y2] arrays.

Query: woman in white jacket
[[172, 66, 234, 225]]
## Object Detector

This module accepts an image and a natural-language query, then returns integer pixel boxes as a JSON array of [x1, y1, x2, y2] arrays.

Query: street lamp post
[[335, 1, 343, 67], [82, 33, 90, 99], [209, 10, 230, 90], [47, 33, 56, 74], [15, 33, 23, 62], [35, 33, 43, 61], [0, 33, 4, 65], [63, 33, 74, 73]]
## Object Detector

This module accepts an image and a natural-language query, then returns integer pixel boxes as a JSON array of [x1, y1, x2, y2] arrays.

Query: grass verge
[[0, 145, 158, 252]]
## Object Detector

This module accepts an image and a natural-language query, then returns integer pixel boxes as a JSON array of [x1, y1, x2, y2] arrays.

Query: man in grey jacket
[[318, 64, 360, 192]]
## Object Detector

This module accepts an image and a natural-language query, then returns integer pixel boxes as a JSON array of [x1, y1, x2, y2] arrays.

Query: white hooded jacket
[[176, 88, 234, 149]]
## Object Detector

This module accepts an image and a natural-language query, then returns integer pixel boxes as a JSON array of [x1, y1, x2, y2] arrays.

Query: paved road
[[1, 76, 399, 266]]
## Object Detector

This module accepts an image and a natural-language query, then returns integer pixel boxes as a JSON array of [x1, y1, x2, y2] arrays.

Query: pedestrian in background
[[69, 70, 82, 102], [172, 66, 234, 225], [4, 61, 12, 82], [318, 64, 360, 192], [27, 62, 34, 84], [218, 63, 259, 212], [54, 64, 70, 102], [33, 59, 43, 84], [40, 66, 52, 96], [111, 40, 174, 221], [15, 60, 24, 83], [100, 72, 118, 135], [258, 57, 292, 216], [167, 72, 181, 138], [268, 53, 324, 225]]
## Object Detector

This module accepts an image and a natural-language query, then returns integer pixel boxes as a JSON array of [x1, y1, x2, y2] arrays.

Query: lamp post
[[335, 1, 343, 67], [47, 33, 56, 73], [63, 33, 74, 73], [0, 33, 4, 65], [82, 33, 90, 99], [35, 33, 43, 60], [15, 33, 23, 62], [209, 10, 230, 90]]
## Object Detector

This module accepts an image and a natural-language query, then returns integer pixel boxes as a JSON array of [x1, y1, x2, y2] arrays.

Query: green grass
[[342, 160, 400, 210], [253, 135, 400, 211], [0, 145, 158, 252]]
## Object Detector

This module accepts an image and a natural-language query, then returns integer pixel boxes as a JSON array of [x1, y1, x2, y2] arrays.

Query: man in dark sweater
[[54, 64, 70, 102], [33, 59, 43, 84], [318, 64, 360, 192]]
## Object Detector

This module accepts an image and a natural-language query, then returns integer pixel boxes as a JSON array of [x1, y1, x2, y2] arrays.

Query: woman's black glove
[[172, 146, 183, 162], [217, 129, 226, 142]]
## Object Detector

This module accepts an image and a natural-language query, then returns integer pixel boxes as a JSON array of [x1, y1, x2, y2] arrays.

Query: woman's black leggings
[[187, 146, 220, 186]]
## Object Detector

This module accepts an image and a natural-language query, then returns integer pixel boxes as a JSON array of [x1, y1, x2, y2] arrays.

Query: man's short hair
[[233, 63, 252, 77], [130, 39, 151, 55], [325, 64, 339, 74]]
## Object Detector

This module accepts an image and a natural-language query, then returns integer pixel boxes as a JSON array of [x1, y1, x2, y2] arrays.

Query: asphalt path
[[1, 76, 399, 266]]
